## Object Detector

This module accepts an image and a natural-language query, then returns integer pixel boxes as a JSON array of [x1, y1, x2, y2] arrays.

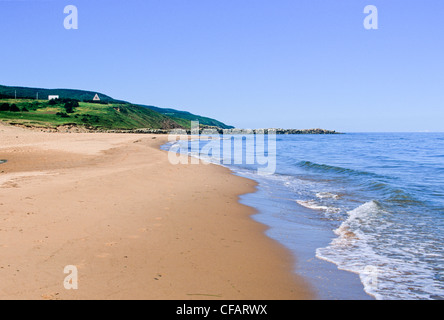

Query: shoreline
[[188, 153, 372, 300], [172, 134, 373, 300], [0, 123, 313, 300]]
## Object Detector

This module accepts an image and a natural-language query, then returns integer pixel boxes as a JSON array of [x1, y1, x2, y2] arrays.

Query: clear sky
[[1, 0, 443, 132]]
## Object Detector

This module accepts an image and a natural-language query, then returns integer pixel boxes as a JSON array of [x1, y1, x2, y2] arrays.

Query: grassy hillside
[[0, 85, 233, 129], [141, 105, 233, 129], [0, 99, 183, 130]]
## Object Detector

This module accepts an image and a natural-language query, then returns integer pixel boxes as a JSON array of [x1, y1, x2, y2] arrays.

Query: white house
[[48, 95, 59, 100]]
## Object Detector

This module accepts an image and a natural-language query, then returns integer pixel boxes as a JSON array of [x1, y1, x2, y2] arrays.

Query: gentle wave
[[297, 160, 380, 177], [316, 192, 341, 200], [298, 160, 423, 207], [361, 181, 424, 207], [316, 201, 444, 300], [296, 200, 341, 214]]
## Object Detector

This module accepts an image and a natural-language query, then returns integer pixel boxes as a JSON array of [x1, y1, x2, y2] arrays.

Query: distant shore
[[0, 123, 312, 299]]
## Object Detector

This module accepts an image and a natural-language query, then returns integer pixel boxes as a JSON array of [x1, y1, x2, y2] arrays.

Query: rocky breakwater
[[104, 128, 342, 135], [217, 128, 342, 135]]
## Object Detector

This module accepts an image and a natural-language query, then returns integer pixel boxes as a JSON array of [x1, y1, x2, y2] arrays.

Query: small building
[[93, 94, 100, 101], [48, 95, 59, 100]]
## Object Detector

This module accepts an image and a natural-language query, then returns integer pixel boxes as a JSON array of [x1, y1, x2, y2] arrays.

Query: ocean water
[[163, 133, 444, 300]]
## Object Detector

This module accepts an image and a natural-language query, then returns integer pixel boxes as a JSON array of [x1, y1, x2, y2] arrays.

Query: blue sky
[[0, 0, 443, 132]]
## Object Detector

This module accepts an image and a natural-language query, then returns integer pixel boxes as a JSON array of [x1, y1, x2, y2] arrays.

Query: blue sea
[[163, 133, 444, 300]]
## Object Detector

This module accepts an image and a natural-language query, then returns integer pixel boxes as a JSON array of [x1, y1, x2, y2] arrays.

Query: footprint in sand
[[105, 242, 118, 247]]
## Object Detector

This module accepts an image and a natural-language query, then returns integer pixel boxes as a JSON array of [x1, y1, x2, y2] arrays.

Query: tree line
[[0, 93, 36, 100], [0, 103, 28, 112]]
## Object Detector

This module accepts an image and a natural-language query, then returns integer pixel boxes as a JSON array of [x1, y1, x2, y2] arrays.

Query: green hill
[[140, 105, 233, 129], [0, 84, 233, 130], [0, 99, 183, 130]]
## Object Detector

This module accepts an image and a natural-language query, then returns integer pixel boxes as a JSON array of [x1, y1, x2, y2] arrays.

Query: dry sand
[[0, 123, 313, 300]]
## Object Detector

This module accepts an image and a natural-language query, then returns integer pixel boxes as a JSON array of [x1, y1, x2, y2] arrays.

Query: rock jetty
[[105, 128, 341, 135]]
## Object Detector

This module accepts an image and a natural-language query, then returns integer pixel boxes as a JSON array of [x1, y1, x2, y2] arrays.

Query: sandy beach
[[0, 123, 312, 300]]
